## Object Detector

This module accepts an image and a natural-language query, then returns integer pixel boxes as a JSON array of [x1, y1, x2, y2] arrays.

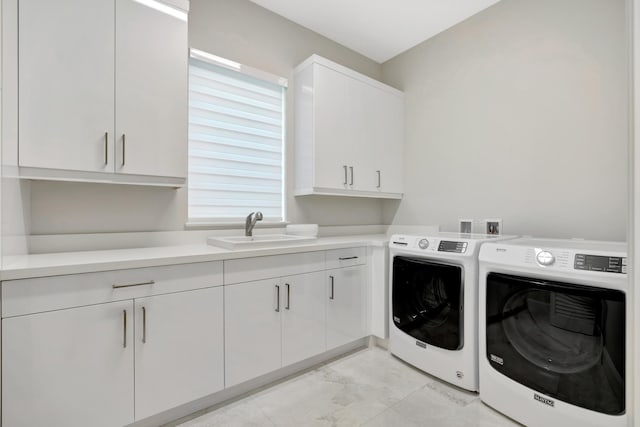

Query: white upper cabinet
[[18, 0, 116, 173], [294, 55, 404, 199], [367, 85, 404, 195], [312, 64, 362, 191], [115, 0, 188, 178], [17, 0, 188, 186]]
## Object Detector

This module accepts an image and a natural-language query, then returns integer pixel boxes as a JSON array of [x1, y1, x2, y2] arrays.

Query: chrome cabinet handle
[[142, 306, 147, 343], [343, 165, 348, 185], [285, 283, 290, 310], [122, 310, 127, 348], [376, 170, 381, 188], [112, 280, 155, 289], [329, 275, 334, 300], [104, 132, 109, 165], [339, 256, 358, 261], [122, 134, 126, 166], [349, 166, 354, 186], [275, 285, 280, 312]]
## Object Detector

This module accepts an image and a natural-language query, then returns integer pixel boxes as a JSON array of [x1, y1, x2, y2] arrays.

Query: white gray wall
[[381, 0, 628, 241], [29, 0, 385, 234], [25, 0, 630, 239]]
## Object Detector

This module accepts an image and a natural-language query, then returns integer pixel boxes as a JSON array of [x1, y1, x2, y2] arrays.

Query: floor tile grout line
[[354, 399, 400, 427]]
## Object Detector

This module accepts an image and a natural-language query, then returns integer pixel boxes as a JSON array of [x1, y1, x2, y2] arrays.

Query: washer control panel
[[438, 240, 468, 253], [575, 254, 627, 274]]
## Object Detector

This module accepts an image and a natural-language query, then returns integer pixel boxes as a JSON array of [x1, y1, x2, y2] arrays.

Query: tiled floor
[[174, 347, 520, 427]]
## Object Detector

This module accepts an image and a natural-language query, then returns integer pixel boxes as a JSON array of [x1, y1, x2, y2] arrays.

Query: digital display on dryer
[[438, 241, 467, 253], [574, 254, 626, 274]]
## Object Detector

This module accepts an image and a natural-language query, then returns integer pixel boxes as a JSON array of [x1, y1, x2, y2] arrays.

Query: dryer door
[[392, 256, 463, 350], [485, 272, 625, 415]]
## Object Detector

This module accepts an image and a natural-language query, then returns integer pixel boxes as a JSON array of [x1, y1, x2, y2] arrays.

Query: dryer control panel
[[575, 254, 627, 274]]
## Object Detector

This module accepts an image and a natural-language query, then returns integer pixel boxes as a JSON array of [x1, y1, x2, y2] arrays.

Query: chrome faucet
[[245, 211, 263, 237]]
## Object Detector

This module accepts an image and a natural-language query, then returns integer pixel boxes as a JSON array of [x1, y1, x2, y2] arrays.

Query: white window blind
[[188, 56, 285, 223]]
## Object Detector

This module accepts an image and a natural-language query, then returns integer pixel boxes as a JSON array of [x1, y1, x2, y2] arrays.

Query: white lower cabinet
[[281, 271, 326, 366], [2, 300, 135, 427], [225, 278, 282, 388], [224, 271, 327, 387], [134, 287, 224, 420], [1, 249, 371, 425], [1, 261, 225, 426], [2, 286, 225, 426], [224, 251, 368, 388], [326, 265, 368, 350]]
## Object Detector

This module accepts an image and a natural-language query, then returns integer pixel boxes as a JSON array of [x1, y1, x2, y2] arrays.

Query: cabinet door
[[368, 86, 404, 195], [281, 271, 326, 366], [2, 301, 134, 427], [18, 0, 115, 172], [225, 279, 282, 387], [326, 266, 368, 350], [313, 64, 363, 190], [348, 78, 377, 192], [115, 0, 188, 178], [134, 287, 224, 420]]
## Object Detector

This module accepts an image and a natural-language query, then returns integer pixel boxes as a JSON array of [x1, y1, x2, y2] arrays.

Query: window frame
[[186, 49, 288, 227]]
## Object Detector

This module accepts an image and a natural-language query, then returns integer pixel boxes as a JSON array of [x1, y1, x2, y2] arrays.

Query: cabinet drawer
[[325, 247, 366, 269], [224, 251, 325, 285], [2, 261, 222, 317]]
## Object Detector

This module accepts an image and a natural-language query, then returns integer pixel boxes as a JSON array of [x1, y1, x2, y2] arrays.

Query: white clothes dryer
[[389, 233, 516, 392], [478, 238, 628, 427]]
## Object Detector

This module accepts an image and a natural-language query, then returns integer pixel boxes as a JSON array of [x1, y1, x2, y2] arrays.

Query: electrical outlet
[[485, 219, 502, 235], [459, 219, 473, 234]]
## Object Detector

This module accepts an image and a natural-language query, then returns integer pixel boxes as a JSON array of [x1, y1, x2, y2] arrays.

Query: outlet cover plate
[[484, 219, 503, 235]]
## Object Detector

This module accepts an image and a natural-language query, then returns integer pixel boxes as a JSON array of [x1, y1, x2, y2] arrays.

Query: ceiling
[[249, 0, 502, 63]]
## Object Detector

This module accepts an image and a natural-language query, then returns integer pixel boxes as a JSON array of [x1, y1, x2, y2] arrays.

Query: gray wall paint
[[381, 0, 628, 241], [29, 0, 384, 234]]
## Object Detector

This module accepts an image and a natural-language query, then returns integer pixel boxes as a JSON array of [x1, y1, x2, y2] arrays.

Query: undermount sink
[[207, 234, 317, 250]]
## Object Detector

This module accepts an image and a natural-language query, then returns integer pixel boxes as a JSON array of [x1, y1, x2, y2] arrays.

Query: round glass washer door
[[501, 289, 603, 374]]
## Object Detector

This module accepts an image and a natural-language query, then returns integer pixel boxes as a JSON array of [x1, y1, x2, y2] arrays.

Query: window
[[187, 50, 286, 223]]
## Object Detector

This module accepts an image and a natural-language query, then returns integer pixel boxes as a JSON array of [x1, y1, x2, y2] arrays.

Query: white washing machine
[[389, 232, 516, 391], [478, 238, 628, 427]]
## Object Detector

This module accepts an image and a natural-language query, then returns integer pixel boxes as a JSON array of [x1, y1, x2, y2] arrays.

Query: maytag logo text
[[534, 394, 554, 407]]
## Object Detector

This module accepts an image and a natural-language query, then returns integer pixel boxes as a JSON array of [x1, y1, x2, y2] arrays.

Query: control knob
[[536, 251, 555, 266], [418, 239, 429, 250]]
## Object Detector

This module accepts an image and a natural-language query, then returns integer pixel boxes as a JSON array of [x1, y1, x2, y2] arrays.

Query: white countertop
[[1, 234, 389, 281]]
